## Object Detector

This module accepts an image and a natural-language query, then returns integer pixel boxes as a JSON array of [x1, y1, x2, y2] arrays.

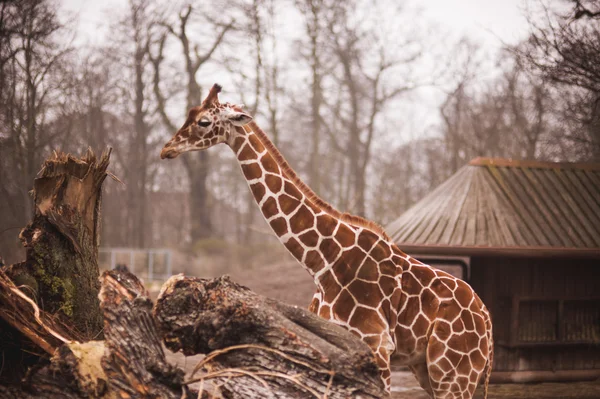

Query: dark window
[[508, 297, 600, 347], [517, 300, 558, 343], [420, 259, 468, 280], [563, 299, 600, 343]]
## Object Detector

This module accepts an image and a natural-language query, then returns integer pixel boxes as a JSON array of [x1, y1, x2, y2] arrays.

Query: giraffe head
[[160, 84, 252, 159]]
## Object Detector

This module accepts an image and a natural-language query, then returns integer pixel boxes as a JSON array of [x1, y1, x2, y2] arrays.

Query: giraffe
[[160, 84, 493, 399]]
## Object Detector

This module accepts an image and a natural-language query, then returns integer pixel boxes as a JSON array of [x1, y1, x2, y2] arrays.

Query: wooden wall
[[469, 256, 600, 372]]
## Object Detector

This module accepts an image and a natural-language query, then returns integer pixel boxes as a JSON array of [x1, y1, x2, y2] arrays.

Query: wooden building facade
[[386, 158, 600, 381]]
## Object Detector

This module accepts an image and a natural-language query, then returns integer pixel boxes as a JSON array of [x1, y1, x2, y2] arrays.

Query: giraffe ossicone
[[161, 84, 494, 399]]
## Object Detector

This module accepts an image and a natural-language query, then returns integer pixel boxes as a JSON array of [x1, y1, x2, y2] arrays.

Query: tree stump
[[8, 149, 111, 337], [1, 149, 112, 384], [154, 275, 387, 398]]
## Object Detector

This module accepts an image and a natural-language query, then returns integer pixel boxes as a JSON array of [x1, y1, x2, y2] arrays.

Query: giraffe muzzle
[[160, 146, 180, 159]]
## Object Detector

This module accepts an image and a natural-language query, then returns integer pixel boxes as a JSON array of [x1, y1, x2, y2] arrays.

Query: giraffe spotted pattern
[[160, 84, 494, 399]]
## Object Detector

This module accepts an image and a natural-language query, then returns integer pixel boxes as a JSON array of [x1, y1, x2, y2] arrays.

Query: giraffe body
[[161, 84, 493, 398], [311, 256, 493, 398]]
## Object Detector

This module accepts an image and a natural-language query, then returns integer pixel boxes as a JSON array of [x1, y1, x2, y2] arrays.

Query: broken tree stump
[[0, 149, 113, 384], [154, 275, 387, 398], [8, 149, 112, 337]]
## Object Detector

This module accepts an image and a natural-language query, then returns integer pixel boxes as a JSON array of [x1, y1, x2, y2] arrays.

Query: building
[[386, 157, 600, 382]]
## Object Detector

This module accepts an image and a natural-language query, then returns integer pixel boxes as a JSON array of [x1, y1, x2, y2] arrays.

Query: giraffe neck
[[229, 124, 335, 280]]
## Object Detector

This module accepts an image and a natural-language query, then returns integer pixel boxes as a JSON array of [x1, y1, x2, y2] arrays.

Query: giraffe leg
[[308, 290, 321, 313], [426, 316, 489, 399], [409, 363, 433, 398], [374, 346, 393, 392], [377, 359, 392, 392]]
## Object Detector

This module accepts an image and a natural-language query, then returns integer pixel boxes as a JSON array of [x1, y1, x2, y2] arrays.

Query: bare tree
[[295, 0, 327, 193], [440, 43, 556, 170], [149, 4, 234, 244], [0, 0, 70, 262], [318, 0, 425, 216], [371, 137, 449, 225], [570, 0, 600, 20], [503, 59, 550, 159], [108, 0, 155, 248], [519, 0, 600, 160], [440, 39, 482, 173]]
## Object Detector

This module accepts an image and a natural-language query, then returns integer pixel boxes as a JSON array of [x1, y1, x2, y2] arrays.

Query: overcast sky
[[423, 0, 529, 45], [61, 0, 530, 47], [59, 0, 532, 139]]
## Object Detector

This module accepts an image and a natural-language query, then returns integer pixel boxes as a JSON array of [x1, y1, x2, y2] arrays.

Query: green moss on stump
[[31, 238, 75, 318], [30, 223, 91, 326]]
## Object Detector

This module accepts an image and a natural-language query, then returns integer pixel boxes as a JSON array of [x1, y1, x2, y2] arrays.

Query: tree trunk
[[184, 153, 213, 242], [6, 149, 109, 338], [186, 78, 213, 243], [133, 20, 148, 248], [308, 21, 322, 193], [154, 275, 386, 398]]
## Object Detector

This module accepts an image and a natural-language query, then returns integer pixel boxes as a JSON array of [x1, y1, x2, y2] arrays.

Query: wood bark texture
[[0, 149, 112, 384], [0, 267, 83, 386], [154, 275, 387, 398], [8, 149, 111, 337], [0, 269, 200, 399]]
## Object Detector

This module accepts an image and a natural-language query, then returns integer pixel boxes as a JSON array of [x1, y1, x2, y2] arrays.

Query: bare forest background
[[1, 0, 600, 276]]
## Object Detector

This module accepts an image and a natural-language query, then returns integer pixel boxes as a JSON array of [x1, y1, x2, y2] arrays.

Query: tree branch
[[193, 19, 235, 72], [572, 0, 600, 20], [148, 30, 177, 132]]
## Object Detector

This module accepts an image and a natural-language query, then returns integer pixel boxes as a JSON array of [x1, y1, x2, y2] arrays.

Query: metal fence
[[99, 247, 173, 281]]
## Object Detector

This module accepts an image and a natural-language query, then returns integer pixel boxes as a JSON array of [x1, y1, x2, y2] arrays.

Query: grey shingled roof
[[386, 158, 600, 254]]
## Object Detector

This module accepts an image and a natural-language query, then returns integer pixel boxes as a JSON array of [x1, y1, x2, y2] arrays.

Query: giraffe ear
[[224, 110, 253, 126]]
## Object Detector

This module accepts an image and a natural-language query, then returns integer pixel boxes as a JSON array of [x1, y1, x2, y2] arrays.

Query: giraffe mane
[[245, 121, 391, 241]]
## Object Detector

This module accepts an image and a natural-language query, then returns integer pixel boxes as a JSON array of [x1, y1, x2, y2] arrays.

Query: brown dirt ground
[[390, 371, 600, 399], [204, 259, 317, 308]]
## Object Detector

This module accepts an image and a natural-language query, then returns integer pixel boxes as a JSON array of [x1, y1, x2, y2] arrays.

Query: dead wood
[[154, 275, 387, 398], [99, 269, 195, 398], [0, 267, 82, 386], [0, 269, 201, 398], [0, 268, 81, 354], [0, 148, 386, 398], [7, 149, 111, 338], [0, 149, 113, 384]]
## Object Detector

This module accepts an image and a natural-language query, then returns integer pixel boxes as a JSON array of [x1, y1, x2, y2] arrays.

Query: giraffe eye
[[197, 118, 211, 127]]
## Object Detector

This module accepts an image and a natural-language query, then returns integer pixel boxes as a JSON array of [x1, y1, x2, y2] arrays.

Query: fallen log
[[154, 275, 387, 398], [1, 270, 387, 398], [0, 269, 199, 399], [99, 269, 193, 398]]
